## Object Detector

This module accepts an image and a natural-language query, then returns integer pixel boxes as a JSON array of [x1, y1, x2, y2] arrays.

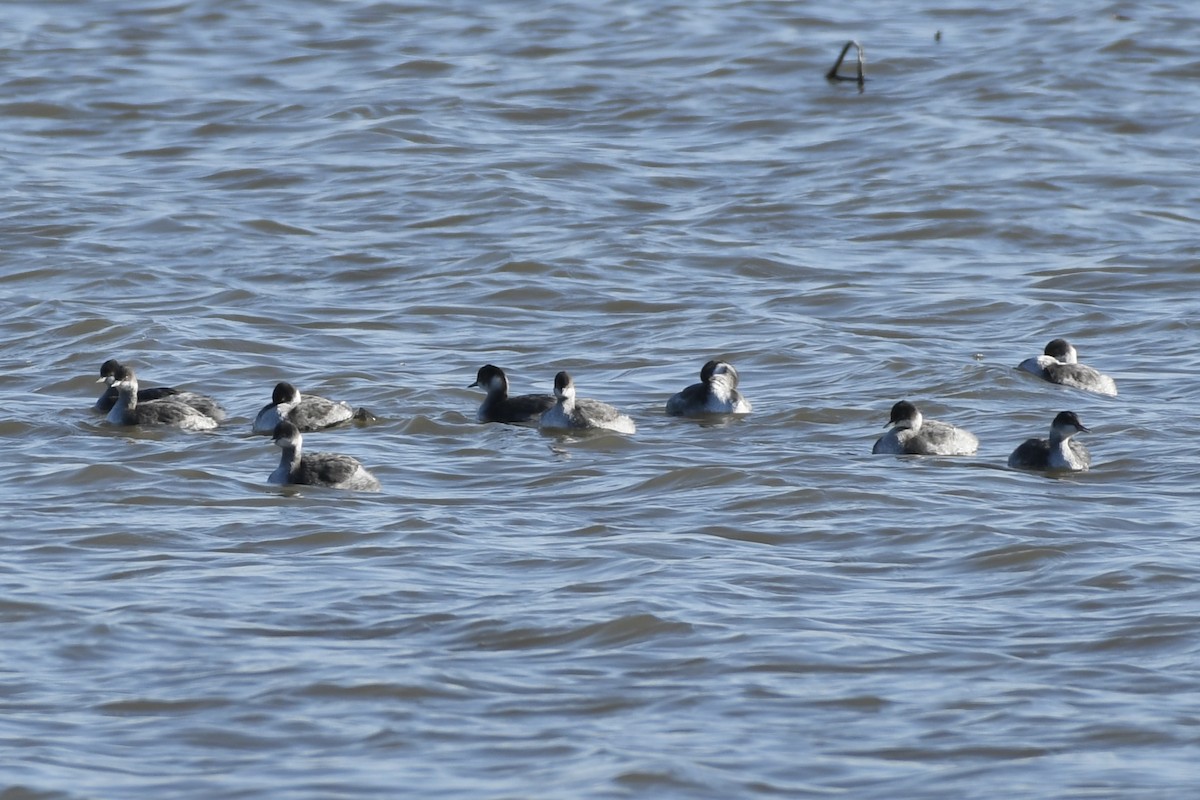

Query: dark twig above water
[[826, 40, 865, 87]]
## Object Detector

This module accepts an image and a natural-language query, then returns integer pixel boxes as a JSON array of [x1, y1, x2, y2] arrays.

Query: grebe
[[539, 371, 636, 434], [872, 400, 978, 456], [665, 360, 752, 416], [1007, 411, 1091, 472], [105, 365, 220, 431], [469, 364, 554, 424], [269, 421, 381, 491], [94, 358, 226, 420], [253, 381, 362, 434], [1017, 339, 1117, 396]]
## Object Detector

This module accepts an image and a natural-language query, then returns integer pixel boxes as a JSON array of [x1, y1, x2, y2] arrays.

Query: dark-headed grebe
[[95, 358, 226, 420], [1007, 411, 1091, 472], [469, 364, 554, 424], [872, 400, 978, 456], [1017, 339, 1117, 396], [540, 371, 636, 434], [253, 381, 362, 434], [105, 365, 220, 431], [269, 421, 380, 491], [665, 360, 752, 416]]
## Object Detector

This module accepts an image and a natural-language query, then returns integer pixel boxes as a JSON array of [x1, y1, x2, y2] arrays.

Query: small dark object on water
[[826, 40, 865, 87], [935, 30, 942, 42]]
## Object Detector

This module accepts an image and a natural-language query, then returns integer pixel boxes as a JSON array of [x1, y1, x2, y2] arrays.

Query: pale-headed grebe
[[469, 364, 554, 424], [1007, 410, 1091, 472], [539, 371, 636, 434], [94, 358, 227, 420], [872, 400, 978, 456], [665, 359, 752, 416], [269, 421, 380, 491], [253, 381, 367, 435], [105, 365, 220, 431], [1017, 338, 1117, 396]]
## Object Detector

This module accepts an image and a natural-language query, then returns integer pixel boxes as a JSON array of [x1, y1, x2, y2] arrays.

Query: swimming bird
[[1007, 410, 1091, 472], [252, 381, 363, 434], [469, 364, 555, 424], [94, 358, 227, 421], [540, 371, 636, 434], [872, 400, 978, 456], [665, 359, 752, 416], [269, 420, 381, 491], [1017, 338, 1117, 396], [105, 365, 221, 431], [94, 358, 180, 411]]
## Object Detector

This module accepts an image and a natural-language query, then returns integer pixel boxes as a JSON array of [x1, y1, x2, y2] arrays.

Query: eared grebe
[[269, 421, 381, 491], [1017, 338, 1117, 396], [665, 359, 752, 416], [872, 400, 979, 456], [252, 381, 362, 435], [1007, 410, 1091, 472], [105, 365, 220, 431], [469, 364, 554, 424], [539, 371, 636, 434], [94, 358, 179, 412], [94, 358, 227, 420]]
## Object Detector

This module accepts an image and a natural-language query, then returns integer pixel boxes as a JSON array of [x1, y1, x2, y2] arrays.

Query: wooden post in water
[[825, 40, 865, 88]]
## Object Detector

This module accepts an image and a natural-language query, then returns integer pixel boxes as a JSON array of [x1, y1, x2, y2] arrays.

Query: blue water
[[3, 1, 1200, 797]]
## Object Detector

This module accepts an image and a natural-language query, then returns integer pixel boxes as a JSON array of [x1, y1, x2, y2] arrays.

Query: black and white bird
[[665, 360, 752, 416], [253, 381, 365, 434], [268, 421, 381, 491], [105, 365, 221, 431], [94, 358, 226, 421], [539, 371, 636, 434], [1017, 338, 1117, 396], [872, 400, 978, 456], [1007, 411, 1092, 472], [469, 364, 554, 424]]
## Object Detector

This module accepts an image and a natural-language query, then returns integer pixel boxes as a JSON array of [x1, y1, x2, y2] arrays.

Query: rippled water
[[4, 1, 1200, 797]]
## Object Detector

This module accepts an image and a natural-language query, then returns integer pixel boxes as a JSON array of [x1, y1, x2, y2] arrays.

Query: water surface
[[3, 1, 1200, 797]]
